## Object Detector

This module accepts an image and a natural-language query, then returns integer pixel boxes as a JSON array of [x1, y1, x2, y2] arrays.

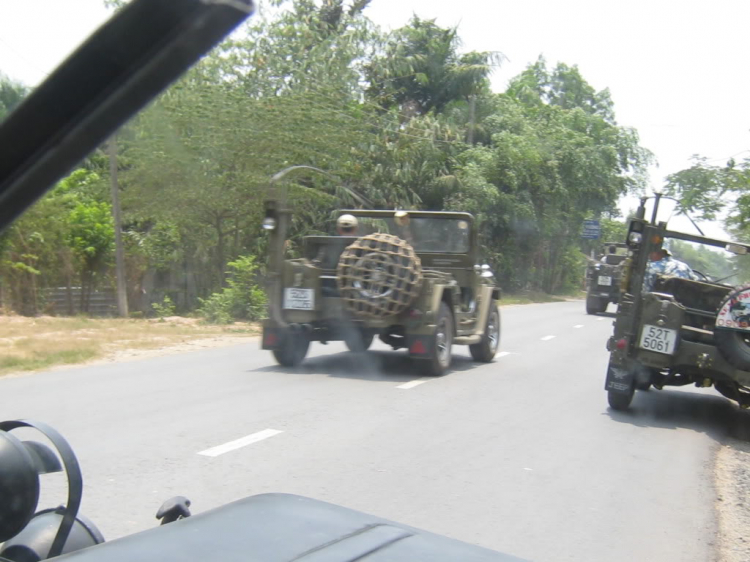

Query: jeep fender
[[604, 358, 636, 393], [427, 285, 456, 333], [473, 286, 498, 335]]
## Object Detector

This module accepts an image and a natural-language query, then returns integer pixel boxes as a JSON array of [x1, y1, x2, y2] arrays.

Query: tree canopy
[[1, 0, 656, 316]]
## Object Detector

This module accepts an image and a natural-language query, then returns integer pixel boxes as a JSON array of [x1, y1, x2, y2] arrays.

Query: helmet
[[394, 210, 410, 226], [337, 214, 358, 232]]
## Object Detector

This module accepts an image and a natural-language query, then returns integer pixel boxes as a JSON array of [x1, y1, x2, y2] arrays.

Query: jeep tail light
[[410, 340, 426, 354], [616, 338, 628, 350], [264, 333, 278, 347]]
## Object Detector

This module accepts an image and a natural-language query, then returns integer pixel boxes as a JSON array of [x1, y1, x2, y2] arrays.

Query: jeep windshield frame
[[340, 210, 476, 257], [618, 216, 750, 347]]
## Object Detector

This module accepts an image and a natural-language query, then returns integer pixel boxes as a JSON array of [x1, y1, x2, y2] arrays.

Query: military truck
[[604, 195, 750, 411], [261, 186, 502, 376], [585, 242, 628, 314]]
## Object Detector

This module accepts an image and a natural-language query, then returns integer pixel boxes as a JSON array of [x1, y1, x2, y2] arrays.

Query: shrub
[[198, 255, 267, 324]]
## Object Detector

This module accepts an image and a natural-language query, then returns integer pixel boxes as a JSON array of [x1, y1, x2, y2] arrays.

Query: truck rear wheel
[[470, 306, 500, 362], [272, 332, 310, 367], [423, 302, 454, 376]]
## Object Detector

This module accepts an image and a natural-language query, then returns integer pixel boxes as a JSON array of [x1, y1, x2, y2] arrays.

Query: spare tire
[[714, 286, 750, 371], [337, 233, 422, 319]]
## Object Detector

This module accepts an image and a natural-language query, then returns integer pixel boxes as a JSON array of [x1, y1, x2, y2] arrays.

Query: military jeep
[[585, 242, 628, 314], [604, 196, 750, 411], [261, 200, 502, 376]]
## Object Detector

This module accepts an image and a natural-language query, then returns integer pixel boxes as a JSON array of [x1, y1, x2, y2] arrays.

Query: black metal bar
[[661, 228, 750, 252], [0, 0, 254, 230]]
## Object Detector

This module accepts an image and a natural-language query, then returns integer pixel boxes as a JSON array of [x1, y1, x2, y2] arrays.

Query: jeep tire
[[345, 331, 374, 352], [586, 295, 607, 315], [423, 302, 454, 376], [714, 287, 750, 371], [715, 329, 750, 372], [272, 331, 310, 367], [470, 306, 500, 362], [607, 386, 634, 411]]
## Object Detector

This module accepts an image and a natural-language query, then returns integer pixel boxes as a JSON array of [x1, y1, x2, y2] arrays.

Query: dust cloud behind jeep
[[603, 194, 750, 411], [261, 180, 502, 376]]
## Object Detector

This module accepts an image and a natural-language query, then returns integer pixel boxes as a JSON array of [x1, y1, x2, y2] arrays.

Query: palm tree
[[365, 16, 500, 117]]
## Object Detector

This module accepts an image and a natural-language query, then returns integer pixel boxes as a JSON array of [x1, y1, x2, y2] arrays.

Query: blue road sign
[[581, 219, 601, 239]]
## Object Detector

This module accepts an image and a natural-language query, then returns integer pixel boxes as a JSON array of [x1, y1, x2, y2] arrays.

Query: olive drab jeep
[[604, 194, 750, 411], [585, 242, 628, 314], [260, 172, 502, 376]]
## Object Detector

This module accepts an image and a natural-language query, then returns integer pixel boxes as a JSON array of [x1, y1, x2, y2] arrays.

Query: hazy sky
[[1, 0, 747, 236]]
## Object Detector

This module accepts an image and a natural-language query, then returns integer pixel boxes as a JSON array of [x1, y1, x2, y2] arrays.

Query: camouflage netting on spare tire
[[337, 233, 422, 319]]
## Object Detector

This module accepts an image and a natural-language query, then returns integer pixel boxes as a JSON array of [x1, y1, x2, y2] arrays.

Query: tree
[[67, 200, 114, 311], [442, 59, 651, 293], [664, 156, 750, 225], [365, 16, 500, 118], [0, 72, 28, 121], [0, 168, 108, 314]]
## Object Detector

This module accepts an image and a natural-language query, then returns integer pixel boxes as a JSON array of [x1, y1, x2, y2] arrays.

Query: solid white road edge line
[[198, 429, 283, 457], [541, 335, 556, 341]]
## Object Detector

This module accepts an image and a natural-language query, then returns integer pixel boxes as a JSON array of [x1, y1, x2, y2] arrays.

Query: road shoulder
[[716, 438, 750, 562]]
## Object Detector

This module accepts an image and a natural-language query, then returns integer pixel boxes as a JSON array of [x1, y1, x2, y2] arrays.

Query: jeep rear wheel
[[470, 306, 500, 362], [272, 332, 310, 367], [586, 295, 606, 315], [607, 387, 634, 411], [423, 302, 454, 376], [345, 331, 374, 352]]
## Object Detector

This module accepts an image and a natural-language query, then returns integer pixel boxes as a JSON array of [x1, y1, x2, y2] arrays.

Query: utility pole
[[467, 94, 476, 145], [109, 135, 129, 317]]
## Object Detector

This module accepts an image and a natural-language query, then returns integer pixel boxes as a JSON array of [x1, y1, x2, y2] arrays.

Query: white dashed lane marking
[[573, 324, 584, 328], [397, 352, 515, 389], [198, 429, 283, 457], [397, 378, 430, 390], [540, 335, 556, 341]]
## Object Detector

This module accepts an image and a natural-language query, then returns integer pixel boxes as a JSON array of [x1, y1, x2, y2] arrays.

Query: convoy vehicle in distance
[[262, 198, 502, 376], [604, 196, 750, 411], [585, 242, 628, 314]]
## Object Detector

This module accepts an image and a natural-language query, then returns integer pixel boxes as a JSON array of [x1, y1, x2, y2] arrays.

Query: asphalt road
[[3, 300, 750, 561]]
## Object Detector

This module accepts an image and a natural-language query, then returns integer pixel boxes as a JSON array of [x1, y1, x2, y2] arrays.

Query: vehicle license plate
[[284, 288, 315, 310], [639, 324, 677, 355], [598, 275, 612, 286]]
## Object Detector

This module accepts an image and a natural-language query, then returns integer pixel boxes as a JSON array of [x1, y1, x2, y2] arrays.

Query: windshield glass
[[354, 216, 470, 253]]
